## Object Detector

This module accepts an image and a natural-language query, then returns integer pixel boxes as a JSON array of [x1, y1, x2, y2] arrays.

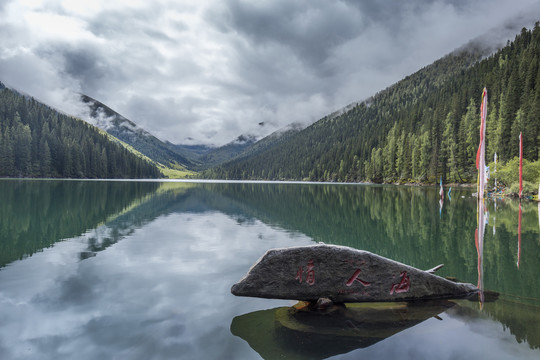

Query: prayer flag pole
[[519, 132, 523, 199]]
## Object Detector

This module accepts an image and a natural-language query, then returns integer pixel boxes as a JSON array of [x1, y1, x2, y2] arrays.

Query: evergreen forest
[[0, 83, 161, 178], [2, 24, 540, 184], [0, 180, 159, 268], [205, 24, 540, 190]]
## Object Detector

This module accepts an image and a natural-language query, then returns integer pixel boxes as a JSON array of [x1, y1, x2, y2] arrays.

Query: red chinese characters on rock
[[345, 268, 371, 287], [390, 271, 410, 295], [295, 260, 315, 285]]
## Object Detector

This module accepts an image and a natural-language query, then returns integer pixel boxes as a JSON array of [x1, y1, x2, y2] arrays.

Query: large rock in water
[[231, 244, 477, 302]]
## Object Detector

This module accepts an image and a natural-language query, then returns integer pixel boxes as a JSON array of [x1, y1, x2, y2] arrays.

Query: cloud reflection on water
[[0, 212, 313, 359], [1, 182, 540, 359]]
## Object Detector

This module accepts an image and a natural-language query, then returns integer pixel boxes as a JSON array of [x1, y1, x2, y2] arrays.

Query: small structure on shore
[[231, 244, 477, 303]]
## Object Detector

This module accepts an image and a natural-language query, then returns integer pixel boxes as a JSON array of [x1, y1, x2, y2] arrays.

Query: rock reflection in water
[[231, 300, 457, 360]]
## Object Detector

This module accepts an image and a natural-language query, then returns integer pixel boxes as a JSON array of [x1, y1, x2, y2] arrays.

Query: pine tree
[[0, 87, 160, 178], [419, 130, 431, 181], [40, 139, 51, 177]]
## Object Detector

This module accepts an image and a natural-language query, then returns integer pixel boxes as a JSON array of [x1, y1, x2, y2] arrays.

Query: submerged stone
[[231, 244, 477, 302]]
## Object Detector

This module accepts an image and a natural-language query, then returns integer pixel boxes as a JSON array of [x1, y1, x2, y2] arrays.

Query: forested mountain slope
[[227, 122, 305, 165], [80, 95, 196, 170], [194, 124, 304, 170], [80, 95, 281, 171], [0, 84, 161, 178], [195, 134, 257, 170], [205, 24, 540, 184]]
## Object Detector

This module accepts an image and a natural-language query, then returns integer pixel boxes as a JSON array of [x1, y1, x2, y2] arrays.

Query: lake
[[0, 179, 539, 360]]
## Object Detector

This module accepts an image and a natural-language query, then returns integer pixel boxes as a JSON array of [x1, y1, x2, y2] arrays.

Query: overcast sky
[[1, 0, 539, 146]]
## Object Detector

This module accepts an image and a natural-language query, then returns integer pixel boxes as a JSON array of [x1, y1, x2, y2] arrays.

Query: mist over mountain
[[78, 94, 304, 171], [0, 83, 160, 179], [79, 94, 196, 170], [2, 8, 539, 182], [194, 134, 258, 170], [203, 22, 540, 184]]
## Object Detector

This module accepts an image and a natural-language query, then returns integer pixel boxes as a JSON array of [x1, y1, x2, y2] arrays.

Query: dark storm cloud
[[43, 45, 113, 88], [343, 0, 468, 22], [205, 0, 523, 130], [144, 28, 175, 43], [1, 0, 539, 145], [209, 0, 365, 69], [86, 7, 171, 42], [35, 39, 170, 102], [209, 0, 477, 72]]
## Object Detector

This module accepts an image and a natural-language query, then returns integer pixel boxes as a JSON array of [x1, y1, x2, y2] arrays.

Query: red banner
[[519, 132, 523, 198]]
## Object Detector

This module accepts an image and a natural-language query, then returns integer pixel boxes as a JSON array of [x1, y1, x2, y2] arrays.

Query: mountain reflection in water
[[0, 180, 539, 359]]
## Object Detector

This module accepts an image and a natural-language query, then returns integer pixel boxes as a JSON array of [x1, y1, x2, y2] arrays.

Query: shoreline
[[2, 177, 537, 199], [0, 177, 479, 188]]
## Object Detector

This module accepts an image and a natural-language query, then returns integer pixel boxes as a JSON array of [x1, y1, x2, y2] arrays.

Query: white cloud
[[1, 0, 539, 146], [0, 206, 313, 359]]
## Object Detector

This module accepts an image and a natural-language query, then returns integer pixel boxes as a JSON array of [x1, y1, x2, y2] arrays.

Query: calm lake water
[[0, 179, 539, 360]]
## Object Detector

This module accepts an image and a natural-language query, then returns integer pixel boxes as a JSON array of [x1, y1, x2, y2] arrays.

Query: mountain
[[0, 84, 161, 178], [80, 95, 302, 171], [189, 122, 305, 170], [170, 143, 213, 162], [204, 22, 540, 184], [80, 95, 196, 170], [79, 94, 284, 170], [229, 122, 304, 162], [194, 134, 258, 170]]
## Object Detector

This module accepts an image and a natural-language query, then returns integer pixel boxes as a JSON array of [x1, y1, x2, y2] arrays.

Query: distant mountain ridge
[[194, 134, 258, 170], [204, 22, 540, 183], [79, 95, 287, 170], [80, 94, 196, 169], [5, 10, 539, 181], [191, 123, 305, 171], [229, 122, 305, 161], [0, 84, 160, 178]]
